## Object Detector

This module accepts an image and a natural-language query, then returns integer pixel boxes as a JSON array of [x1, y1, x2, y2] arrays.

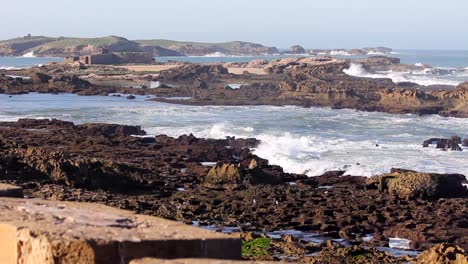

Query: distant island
[[0, 34, 392, 57]]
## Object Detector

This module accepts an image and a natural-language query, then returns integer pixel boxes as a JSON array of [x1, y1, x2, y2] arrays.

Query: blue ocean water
[[0, 93, 467, 177], [1, 50, 468, 68], [0, 56, 63, 69], [155, 50, 468, 68]]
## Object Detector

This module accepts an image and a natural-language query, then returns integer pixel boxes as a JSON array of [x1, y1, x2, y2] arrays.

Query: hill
[[0, 35, 279, 57]]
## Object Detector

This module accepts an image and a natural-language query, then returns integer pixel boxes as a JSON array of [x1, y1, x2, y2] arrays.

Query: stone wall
[[79, 52, 154, 65]]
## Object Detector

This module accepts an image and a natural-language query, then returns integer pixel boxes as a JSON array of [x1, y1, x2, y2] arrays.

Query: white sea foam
[[0, 66, 20, 70], [414, 62, 424, 67], [367, 51, 386, 55], [343, 63, 462, 86], [330, 50, 353, 56], [1, 94, 467, 178], [389, 238, 412, 250], [204, 52, 232, 57], [22, 51, 36, 58]]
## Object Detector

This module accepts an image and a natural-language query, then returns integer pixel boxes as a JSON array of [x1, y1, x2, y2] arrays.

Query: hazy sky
[[1, 0, 467, 49]]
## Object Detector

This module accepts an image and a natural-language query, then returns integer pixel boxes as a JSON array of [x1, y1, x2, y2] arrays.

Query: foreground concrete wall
[[0, 198, 241, 264]]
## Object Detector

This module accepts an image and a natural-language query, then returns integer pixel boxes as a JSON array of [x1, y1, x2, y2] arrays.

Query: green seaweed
[[242, 237, 272, 257]]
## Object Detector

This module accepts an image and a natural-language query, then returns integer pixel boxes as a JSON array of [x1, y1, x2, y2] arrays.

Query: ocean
[[0, 93, 467, 177], [0, 51, 467, 178]]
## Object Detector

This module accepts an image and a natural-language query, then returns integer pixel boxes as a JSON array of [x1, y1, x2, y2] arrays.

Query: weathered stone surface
[[204, 161, 286, 190], [366, 169, 467, 199], [0, 198, 241, 264], [0, 184, 23, 198], [205, 163, 243, 189], [416, 243, 468, 264]]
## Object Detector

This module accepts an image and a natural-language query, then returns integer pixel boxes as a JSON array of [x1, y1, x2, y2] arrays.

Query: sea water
[[1, 93, 466, 177]]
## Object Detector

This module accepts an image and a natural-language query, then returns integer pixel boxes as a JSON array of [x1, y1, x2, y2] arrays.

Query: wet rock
[[127, 95, 136, 99], [423, 136, 464, 151], [366, 169, 467, 199], [77, 123, 146, 136], [416, 243, 468, 264]]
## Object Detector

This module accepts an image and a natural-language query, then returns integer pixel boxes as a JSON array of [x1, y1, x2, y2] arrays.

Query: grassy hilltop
[[0, 35, 279, 57]]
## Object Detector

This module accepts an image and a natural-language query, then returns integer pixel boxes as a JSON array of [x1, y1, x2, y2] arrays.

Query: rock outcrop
[[366, 169, 467, 199], [158, 64, 230, 83], [288, 45, 306, 54], [416, 244, 468, 264]]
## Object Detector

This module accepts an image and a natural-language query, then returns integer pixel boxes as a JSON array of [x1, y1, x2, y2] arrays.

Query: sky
[[1, 0, 467, 49]]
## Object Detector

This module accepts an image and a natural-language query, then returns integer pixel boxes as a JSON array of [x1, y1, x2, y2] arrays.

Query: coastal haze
[[0, 1, 467, 263]]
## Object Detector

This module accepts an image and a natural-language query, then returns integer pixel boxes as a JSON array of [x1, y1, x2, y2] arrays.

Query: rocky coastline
[[0, 118, 467, 262], [1, 56, 467, 118]]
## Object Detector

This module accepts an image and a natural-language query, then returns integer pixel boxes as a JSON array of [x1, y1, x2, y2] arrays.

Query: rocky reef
[[2, 55, 467, 118], [0, 119, 466, 262]]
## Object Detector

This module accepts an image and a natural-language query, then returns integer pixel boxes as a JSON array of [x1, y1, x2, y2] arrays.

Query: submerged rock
[[366, 169, 467, 200]]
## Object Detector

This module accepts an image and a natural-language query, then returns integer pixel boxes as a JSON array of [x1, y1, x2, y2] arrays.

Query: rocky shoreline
[[1, 56, 467, 118], [0, 119, 466, 262]]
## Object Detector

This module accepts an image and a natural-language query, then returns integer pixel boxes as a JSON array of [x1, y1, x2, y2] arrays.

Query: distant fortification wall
[[75, 52, 154, 65]]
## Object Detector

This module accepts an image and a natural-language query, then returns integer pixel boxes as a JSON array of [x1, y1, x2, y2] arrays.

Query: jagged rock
[[416, 243, 468, 264], [205, 163, 243, 189], [366, 169, 467, 200], [423, 136, 464, 151], [77, 123, 146, 136], [204, 161, 285, 189]]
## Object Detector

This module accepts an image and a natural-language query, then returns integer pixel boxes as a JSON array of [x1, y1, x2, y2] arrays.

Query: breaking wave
[[343, 63, 464, 86], [1, 93, 467, 177], [22, 51, 36, 58], [367, 51, 386, 55], [330, 50, 353, 56]]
